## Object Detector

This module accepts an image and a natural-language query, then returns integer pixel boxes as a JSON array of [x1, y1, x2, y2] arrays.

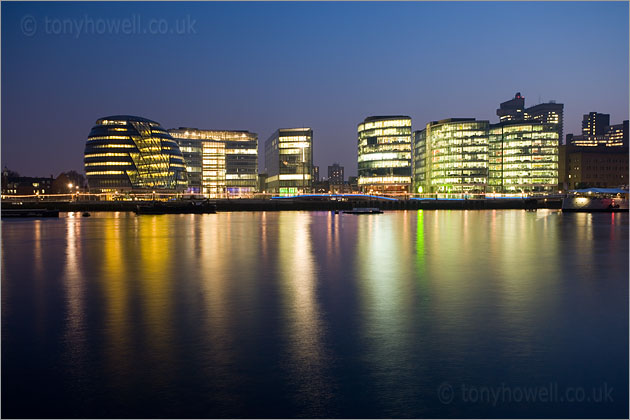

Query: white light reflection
[[278, 212, 331, 415]]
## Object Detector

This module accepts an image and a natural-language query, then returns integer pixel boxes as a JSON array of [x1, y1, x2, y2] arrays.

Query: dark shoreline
[[1, 197, 561, 212]]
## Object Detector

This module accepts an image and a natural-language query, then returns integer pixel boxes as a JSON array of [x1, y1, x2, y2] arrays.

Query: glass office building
[[488, 122, 558, 193], [412, 130, 426, 193], [168, 129, 258, 196], [357, 116, 412, 193], [84, 115, 187, 193], [415, 118, 489, 193], [525, 102, 563, 146], [264, 128, 313, 194]]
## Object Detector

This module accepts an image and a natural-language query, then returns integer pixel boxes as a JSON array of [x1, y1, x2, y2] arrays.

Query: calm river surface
[[2, 210, 628, 418]]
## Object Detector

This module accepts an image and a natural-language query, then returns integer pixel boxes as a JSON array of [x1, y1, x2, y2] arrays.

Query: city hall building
[[84, 115, 187, 193]]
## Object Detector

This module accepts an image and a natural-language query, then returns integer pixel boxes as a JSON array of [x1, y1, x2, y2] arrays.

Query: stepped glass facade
[[84, 116, 187, 193], [168, 129, 258, 196], [488, 122, 559, 193], [357, 116, 412, 193]]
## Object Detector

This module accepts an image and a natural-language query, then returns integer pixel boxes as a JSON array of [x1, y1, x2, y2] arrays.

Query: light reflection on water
[[1, 210, 628, 418]]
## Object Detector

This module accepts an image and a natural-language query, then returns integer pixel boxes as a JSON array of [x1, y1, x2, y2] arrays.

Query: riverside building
[[413, 117, 559, 194], [558, 145, 629, 190], [496, 92, 564, 144], [357, 116, 412, 193], [264, 128, 313, 194], [84, 115, 187, 193], [413, 119, 489, 194], [412, 130, 426, 193], [168, 128, 258, 196], [488, 121, 559, 193]]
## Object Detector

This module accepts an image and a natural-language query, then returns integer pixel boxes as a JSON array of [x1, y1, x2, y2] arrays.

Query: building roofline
[[526, 102, 564, 109], [360, 115, 411, 124], [96, 115, 159, 125], [168, 127, 253, 134], [490, 120, 553, 128], [426, 118, 483, 126]]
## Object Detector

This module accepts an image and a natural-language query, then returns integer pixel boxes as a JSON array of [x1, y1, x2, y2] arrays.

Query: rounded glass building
[[488, 121, 558, 193], [357, 116, 412, 193], [421, 118, 489, 194], [84, 116, 187, 193]]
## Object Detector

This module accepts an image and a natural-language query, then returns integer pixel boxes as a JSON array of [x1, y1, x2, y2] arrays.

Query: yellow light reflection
[[198, 212, 238, 401], [138, 216, 175, 378], [100, 216, 132, 380]]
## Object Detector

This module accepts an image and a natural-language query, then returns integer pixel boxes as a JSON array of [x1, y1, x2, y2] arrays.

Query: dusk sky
[[2, 1, 628, 177]]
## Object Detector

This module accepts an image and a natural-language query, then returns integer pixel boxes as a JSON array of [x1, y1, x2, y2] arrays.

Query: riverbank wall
[[2, 197, 561, 212]]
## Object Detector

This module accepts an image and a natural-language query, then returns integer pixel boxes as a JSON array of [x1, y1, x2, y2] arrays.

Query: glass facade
[[488, 122, 559, 193], [416, 119, 489, 193], [264, 128, 313, 194], [168, 129, 258, 196], [84, 116, 187, 192], [496, 93, 564, 148], [525, 102, 564, 145], [357, 116, 412, 193], [412, 130, 426, 193]]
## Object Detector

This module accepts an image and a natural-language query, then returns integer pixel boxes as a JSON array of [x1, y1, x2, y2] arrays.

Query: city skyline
[[2, 1, 628, 177], [1, 3, 629, 418]]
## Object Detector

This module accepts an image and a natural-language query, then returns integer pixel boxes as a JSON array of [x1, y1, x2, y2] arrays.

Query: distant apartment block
[[566, 114, 628, 148], [328, 163, 344, 184], [496, 92, 525, 122]]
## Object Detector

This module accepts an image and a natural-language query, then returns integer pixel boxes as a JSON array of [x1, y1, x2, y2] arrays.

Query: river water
[[1, 210, 628, 418]]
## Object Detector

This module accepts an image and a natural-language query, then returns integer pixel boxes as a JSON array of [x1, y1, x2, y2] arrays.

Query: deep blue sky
[[2, 1, 628, 177]]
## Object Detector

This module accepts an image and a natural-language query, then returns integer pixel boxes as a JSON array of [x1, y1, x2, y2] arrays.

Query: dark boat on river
[[342, 207, 383, 214], [135, 200, 217, 215]]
